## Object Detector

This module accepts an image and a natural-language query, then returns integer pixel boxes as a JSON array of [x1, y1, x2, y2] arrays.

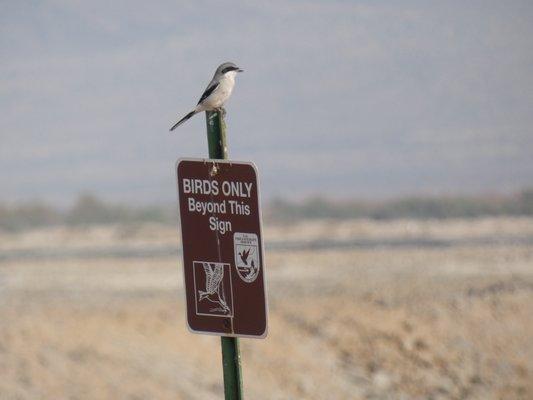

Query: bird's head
[[216, 62, 243, 78]]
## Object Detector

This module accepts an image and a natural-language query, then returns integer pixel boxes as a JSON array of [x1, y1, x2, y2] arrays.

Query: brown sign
[[176, 158, 268, 338]]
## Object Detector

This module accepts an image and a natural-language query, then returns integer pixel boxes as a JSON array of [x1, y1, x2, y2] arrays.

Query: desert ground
[[0, 217, 532, 399]]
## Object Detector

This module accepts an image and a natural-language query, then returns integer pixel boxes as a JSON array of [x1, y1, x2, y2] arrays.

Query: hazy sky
[[1, 1, 532, 205]]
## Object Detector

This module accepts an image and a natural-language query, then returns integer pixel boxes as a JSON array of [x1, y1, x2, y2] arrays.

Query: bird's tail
[[170, 110, 197, 131]]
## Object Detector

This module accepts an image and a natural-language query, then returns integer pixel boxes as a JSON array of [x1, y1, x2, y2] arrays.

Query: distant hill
[[1, 189, 532, 231], [266, 189, 533, 222]]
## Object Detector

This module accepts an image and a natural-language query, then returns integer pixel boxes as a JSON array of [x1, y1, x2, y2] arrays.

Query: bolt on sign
[[176, 158, 268, 338]]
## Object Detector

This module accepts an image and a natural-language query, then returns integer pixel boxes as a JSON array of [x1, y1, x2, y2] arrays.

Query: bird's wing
[[212, 264, 224, 289], [202, 263, 212, 276], [197, 81, 220, 105], [203, 263, 215, 293]]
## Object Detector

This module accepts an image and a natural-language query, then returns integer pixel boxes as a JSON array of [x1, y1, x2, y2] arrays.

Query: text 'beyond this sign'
[[176, 158, 267, 338]]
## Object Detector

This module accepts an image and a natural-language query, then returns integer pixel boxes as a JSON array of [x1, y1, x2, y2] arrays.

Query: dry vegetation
[[0, 217, 532, 399]]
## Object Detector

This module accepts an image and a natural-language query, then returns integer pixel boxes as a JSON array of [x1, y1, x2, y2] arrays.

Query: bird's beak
[[237, 68, 244, 73]]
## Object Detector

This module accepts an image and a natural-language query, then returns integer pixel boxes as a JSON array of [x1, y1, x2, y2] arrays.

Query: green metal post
[[205, 110, 243, 400], [220, 335, 243, 400]]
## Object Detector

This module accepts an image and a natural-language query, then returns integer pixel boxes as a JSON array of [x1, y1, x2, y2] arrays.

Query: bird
[[238, 248, 251, 265], [170, 62, 243, 131], [198, 263, 230, 314]]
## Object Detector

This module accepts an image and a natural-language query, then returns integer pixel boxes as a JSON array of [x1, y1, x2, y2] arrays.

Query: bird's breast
[[204, 76, 235, 109]]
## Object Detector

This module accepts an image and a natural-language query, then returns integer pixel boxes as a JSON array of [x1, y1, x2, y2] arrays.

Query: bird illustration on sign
[[239, 248, 251, 265], [234, 232, 261, 283], [197, 262, 230, 314], [238, 247, 258, 280]]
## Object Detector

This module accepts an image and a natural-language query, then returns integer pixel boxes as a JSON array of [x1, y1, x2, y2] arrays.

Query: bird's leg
[[219, 299, 230, 314], [215, 107, 226, 118]]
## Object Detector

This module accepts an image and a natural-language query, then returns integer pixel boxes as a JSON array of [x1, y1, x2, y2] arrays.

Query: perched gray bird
[[170, 62, 243, 131]]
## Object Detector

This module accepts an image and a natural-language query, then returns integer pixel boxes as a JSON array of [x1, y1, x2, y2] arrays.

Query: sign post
[[176, 110, 267, 399], [207, 110, 242, 400]]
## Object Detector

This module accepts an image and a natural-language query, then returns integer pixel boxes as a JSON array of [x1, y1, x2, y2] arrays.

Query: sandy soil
[[0, 218, 532, 399]]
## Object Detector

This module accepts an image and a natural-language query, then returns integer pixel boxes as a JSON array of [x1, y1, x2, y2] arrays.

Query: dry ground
[[0, 218, 532, 399]]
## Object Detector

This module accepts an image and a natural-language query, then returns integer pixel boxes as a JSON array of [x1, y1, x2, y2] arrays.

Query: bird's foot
[[198, 291, 209, 301], [215, 107, 226, 118]]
